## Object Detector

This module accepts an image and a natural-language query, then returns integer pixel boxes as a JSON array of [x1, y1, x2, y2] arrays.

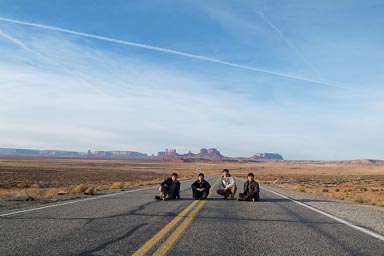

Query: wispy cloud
[[0, 28, 30, 50], [1, 9, 383, 159], [0, 16, 349, 90], [257, 11, 323, 78]]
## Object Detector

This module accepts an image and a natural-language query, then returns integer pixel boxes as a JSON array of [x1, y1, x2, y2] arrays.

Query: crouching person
[[191, 173, 211, 200], [217, 169, 237, 200], [155, 173, 180, 200], [238, 173, 260, 202]]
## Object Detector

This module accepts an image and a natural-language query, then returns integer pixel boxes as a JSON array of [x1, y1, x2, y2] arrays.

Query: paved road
[[1, 176, 383, 256]]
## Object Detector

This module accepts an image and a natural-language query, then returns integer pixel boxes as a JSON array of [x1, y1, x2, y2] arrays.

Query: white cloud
[[0, 26, 383, 159]]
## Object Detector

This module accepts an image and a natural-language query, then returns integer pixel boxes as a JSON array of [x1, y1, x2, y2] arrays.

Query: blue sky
[[0, 1, 383, 160]]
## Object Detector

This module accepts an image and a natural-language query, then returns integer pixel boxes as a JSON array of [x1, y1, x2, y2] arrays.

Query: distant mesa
[[90, 150, 147, 158], [155, 148, 282, 161], [342, 159, 383, 165], [156, 148, 223, 159], [0, 147, 284, 162], [251, 153, 284, 160]]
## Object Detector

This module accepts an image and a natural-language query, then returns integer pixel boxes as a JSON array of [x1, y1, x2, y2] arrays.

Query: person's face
[[198, 175, 204, 182], [223, 171, 229, 177], [172, 175, 178, 182], [248, 176, 254, 181]]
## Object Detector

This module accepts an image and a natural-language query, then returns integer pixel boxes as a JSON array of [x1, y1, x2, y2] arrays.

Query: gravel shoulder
[[261, 184, 384, 235]]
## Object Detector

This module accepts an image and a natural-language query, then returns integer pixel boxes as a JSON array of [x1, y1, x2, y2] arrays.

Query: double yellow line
[[133, 180, 218, 256]]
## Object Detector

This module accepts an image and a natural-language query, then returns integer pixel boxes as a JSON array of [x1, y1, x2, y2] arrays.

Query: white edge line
[[0, 178, 207, 218], [0, 185, 158, 217], [0, 178, 197, 218], [260, 185, 384, 242]]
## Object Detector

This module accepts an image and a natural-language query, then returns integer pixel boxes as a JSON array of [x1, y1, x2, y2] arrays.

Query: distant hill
[[0, 148, 146, 158], [155, 148, 283, 161], [0, 147, 284, 161]]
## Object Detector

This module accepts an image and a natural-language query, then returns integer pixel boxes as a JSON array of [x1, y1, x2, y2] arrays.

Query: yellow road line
[[153, 200, 206, 255], [132, 199, 199, 256], [153, 180, 219, 256]]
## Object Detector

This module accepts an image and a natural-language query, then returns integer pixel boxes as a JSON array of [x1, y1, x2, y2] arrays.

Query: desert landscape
[[0, 156, 383, 207]]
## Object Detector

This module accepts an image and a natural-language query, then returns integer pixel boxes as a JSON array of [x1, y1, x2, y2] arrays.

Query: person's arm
[[255, 182, 260, 193], [243, 181, 247, 193], [159, 178, 169, 192], [226, 177, 236, 188], [161, 178, 170, 187]]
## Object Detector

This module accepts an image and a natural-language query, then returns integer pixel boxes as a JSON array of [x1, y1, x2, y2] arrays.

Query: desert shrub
[[335, 188, 340, 192], [17, 183, 28, 188], [70, 184, 89, 194], [84, 187, 95, 195], [355, 198, 367, 204], [30, 184, 42, 189], [322, 189, 329, 193], [95, 185, 110, 191], [110, 181, 124, 189]]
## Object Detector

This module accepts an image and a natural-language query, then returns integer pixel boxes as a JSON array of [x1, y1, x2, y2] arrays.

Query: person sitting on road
[[155, 173, 180, 200], [238, 172, 260, 202], [191, 173, 211, 200], [217, 169, 237, 200]]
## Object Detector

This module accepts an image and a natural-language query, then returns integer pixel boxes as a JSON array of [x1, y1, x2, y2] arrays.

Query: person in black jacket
[[155, 173, 180, 200], [191, 173, 211, 200], [238, 173, 260, 202]]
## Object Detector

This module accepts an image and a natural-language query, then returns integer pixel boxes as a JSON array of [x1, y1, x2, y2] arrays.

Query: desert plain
[[0, 157, 383, 207]]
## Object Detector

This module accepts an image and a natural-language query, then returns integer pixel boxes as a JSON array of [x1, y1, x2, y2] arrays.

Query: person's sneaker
[[252, 198, 255, 202], [230, 195, 235, 200], [237, 198, 244, 201], [223, 196, 228, 200], [155, 195, 161, 200]]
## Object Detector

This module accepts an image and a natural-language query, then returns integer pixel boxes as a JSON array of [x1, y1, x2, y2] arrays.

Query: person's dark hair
[[171, 173, 178, 177], [198, 173, 204, 177], [247, 173, 255, 177], [222, 169, 231, 177]]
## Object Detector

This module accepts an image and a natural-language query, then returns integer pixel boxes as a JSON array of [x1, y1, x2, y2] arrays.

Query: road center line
[[132, 200, 199, 256], [152, 180, 220, 255], [153, 200, 206, 256], [261, 185, 384, 242]]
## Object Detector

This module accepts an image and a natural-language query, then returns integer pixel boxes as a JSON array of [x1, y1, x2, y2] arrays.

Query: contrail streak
[[0, 28, 108, 95], [0, 16, 347, 89], [0, 29, 30, 50], [257, 12, 322, 77]]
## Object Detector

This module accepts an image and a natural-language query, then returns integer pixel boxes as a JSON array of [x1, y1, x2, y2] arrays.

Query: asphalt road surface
[[1, 176, 383, 256]]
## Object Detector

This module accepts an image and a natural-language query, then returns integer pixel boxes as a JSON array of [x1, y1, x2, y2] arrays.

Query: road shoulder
[[261, 184, 384, 236]]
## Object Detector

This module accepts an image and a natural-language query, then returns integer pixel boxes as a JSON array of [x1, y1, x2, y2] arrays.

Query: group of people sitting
[[155, 169, 260, 201]]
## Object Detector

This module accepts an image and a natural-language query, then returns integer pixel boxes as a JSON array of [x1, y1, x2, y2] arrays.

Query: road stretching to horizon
[[1, 176, 383, 256]]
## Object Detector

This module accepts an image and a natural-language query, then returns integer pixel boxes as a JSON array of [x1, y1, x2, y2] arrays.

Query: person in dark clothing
[[238, 173, 260, 202], [191, 173, 211, 200], [155, 173, 180, 200]]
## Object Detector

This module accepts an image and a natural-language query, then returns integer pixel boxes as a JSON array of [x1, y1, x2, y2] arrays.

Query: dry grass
[[0, 157, 383, 206], [70, 184, 89, 194], [110, 182, 124, 190]]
